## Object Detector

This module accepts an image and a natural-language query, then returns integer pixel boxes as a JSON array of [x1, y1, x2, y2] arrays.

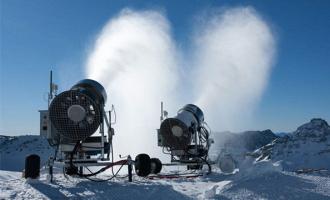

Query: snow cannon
[[48, 79, 107, 142], [158, 103, 213, 171], [40, 72, 130, 181], [159, 104, 204, 150]]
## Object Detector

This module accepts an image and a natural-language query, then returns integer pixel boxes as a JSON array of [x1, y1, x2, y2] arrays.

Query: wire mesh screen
[[159, 118, 192, 149], [49, 90, 102, 141]]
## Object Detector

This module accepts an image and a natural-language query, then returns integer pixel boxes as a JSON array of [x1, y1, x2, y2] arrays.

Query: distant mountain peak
[[250, 118, 330, 171], [294, 118, 330, 138]]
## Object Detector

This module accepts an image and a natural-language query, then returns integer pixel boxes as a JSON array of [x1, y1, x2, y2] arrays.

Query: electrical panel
[[39, 110, 49, 137]]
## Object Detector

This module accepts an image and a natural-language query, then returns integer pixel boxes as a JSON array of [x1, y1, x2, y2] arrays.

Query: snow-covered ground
[[1, 118, 330, 199], [1, 165, 329, 200]]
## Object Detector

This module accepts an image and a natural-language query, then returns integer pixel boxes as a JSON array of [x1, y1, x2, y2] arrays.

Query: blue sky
[[1, 0, 330, 135]]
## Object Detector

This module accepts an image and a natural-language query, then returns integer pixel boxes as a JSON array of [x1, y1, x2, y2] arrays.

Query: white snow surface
[[1, 119, 330, 199], [0, 166, 329, 200]]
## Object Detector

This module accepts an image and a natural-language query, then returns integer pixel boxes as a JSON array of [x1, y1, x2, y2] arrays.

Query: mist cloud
[[193, 7, 275, 131], [86, 9, 180, 159], [85, 7, 276, 158]]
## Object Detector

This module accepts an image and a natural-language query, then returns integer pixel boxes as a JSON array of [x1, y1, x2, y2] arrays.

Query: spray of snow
[[86, 7, 276, 158], [86, 9, 180, 159], [193, 7, 276, 132]]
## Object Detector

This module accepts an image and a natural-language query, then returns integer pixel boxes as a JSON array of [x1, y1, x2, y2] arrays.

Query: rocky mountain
[[212, 129, 278, 151], [251, 118, 330, 171], [240, 129, 278, 151], [295, 118, 330, 138], [210, 129, 279, 165]]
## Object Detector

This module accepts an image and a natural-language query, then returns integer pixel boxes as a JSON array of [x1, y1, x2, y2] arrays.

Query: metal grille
[[160, 118, 191, 149], [49, 90, 101, 141]]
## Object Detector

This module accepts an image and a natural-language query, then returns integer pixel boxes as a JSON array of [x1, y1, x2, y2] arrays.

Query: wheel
[[25, 154, 40, 179], [219, 155, 235, 174], [150, 158, 162, 174], [135, 154, 151, 177]]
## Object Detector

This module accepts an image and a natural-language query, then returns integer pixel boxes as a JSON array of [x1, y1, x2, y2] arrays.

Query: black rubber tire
[[25, 154, 40, 179], [150, 158, 162, 174], [135, 154, 151, 177]]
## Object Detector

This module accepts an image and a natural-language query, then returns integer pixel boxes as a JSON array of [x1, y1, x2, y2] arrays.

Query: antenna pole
[[48, 70, 53, 107], [160, 101, 164, 123]]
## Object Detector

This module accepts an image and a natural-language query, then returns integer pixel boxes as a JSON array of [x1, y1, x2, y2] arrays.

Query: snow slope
[[0, 166, 329, 199], [252, 119, 330, 171], [1, 119, 330, 199], [210, 129, 278, 166], [0, 135, 54, 171]]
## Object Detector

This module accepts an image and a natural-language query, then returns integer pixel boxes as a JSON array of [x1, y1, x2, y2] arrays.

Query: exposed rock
[[251, 118, 330, 171], [295, 118, 330, 138]]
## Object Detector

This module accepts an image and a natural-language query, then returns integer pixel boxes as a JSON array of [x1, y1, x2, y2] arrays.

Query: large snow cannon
[[158, 103, 213, 171], [40, 73, 127, 181], [48, 79, 107, 142]]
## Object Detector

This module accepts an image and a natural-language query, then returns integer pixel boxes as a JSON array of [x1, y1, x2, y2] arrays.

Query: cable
[[77, 160, 127, 177], [85, 166, 93, 174], [69, 141, 81, 167], [178, 145, 211, 174], [148, 171, 203, 180], [64, 138, 128, 181], [77, 145, 104, 149], [82, 162, 126, 182], [148, 174, 202, 179]]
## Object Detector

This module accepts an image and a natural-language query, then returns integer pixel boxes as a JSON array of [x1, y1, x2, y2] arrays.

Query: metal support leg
[[48, 156, 54, 183], [127, 155, 132, 182], [100, 122, 105, 160], [49, 165, 53, 182]]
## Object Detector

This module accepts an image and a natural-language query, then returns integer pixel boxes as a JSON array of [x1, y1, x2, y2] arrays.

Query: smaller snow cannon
[[158, 103, 213, 171]]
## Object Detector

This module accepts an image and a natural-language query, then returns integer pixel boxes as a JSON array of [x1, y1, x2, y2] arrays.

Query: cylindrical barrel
[[178, 104, 204, 124], [49, 79, 106, 141], [71, 79, 107, 105], [25, 154, 40, 179], [159, 104, 204, 149]]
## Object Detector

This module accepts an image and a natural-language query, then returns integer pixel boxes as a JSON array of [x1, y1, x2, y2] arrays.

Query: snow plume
[[193, 7, 276, 132], [86, 9, 179, 159], [86, 7, 276, 158]]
